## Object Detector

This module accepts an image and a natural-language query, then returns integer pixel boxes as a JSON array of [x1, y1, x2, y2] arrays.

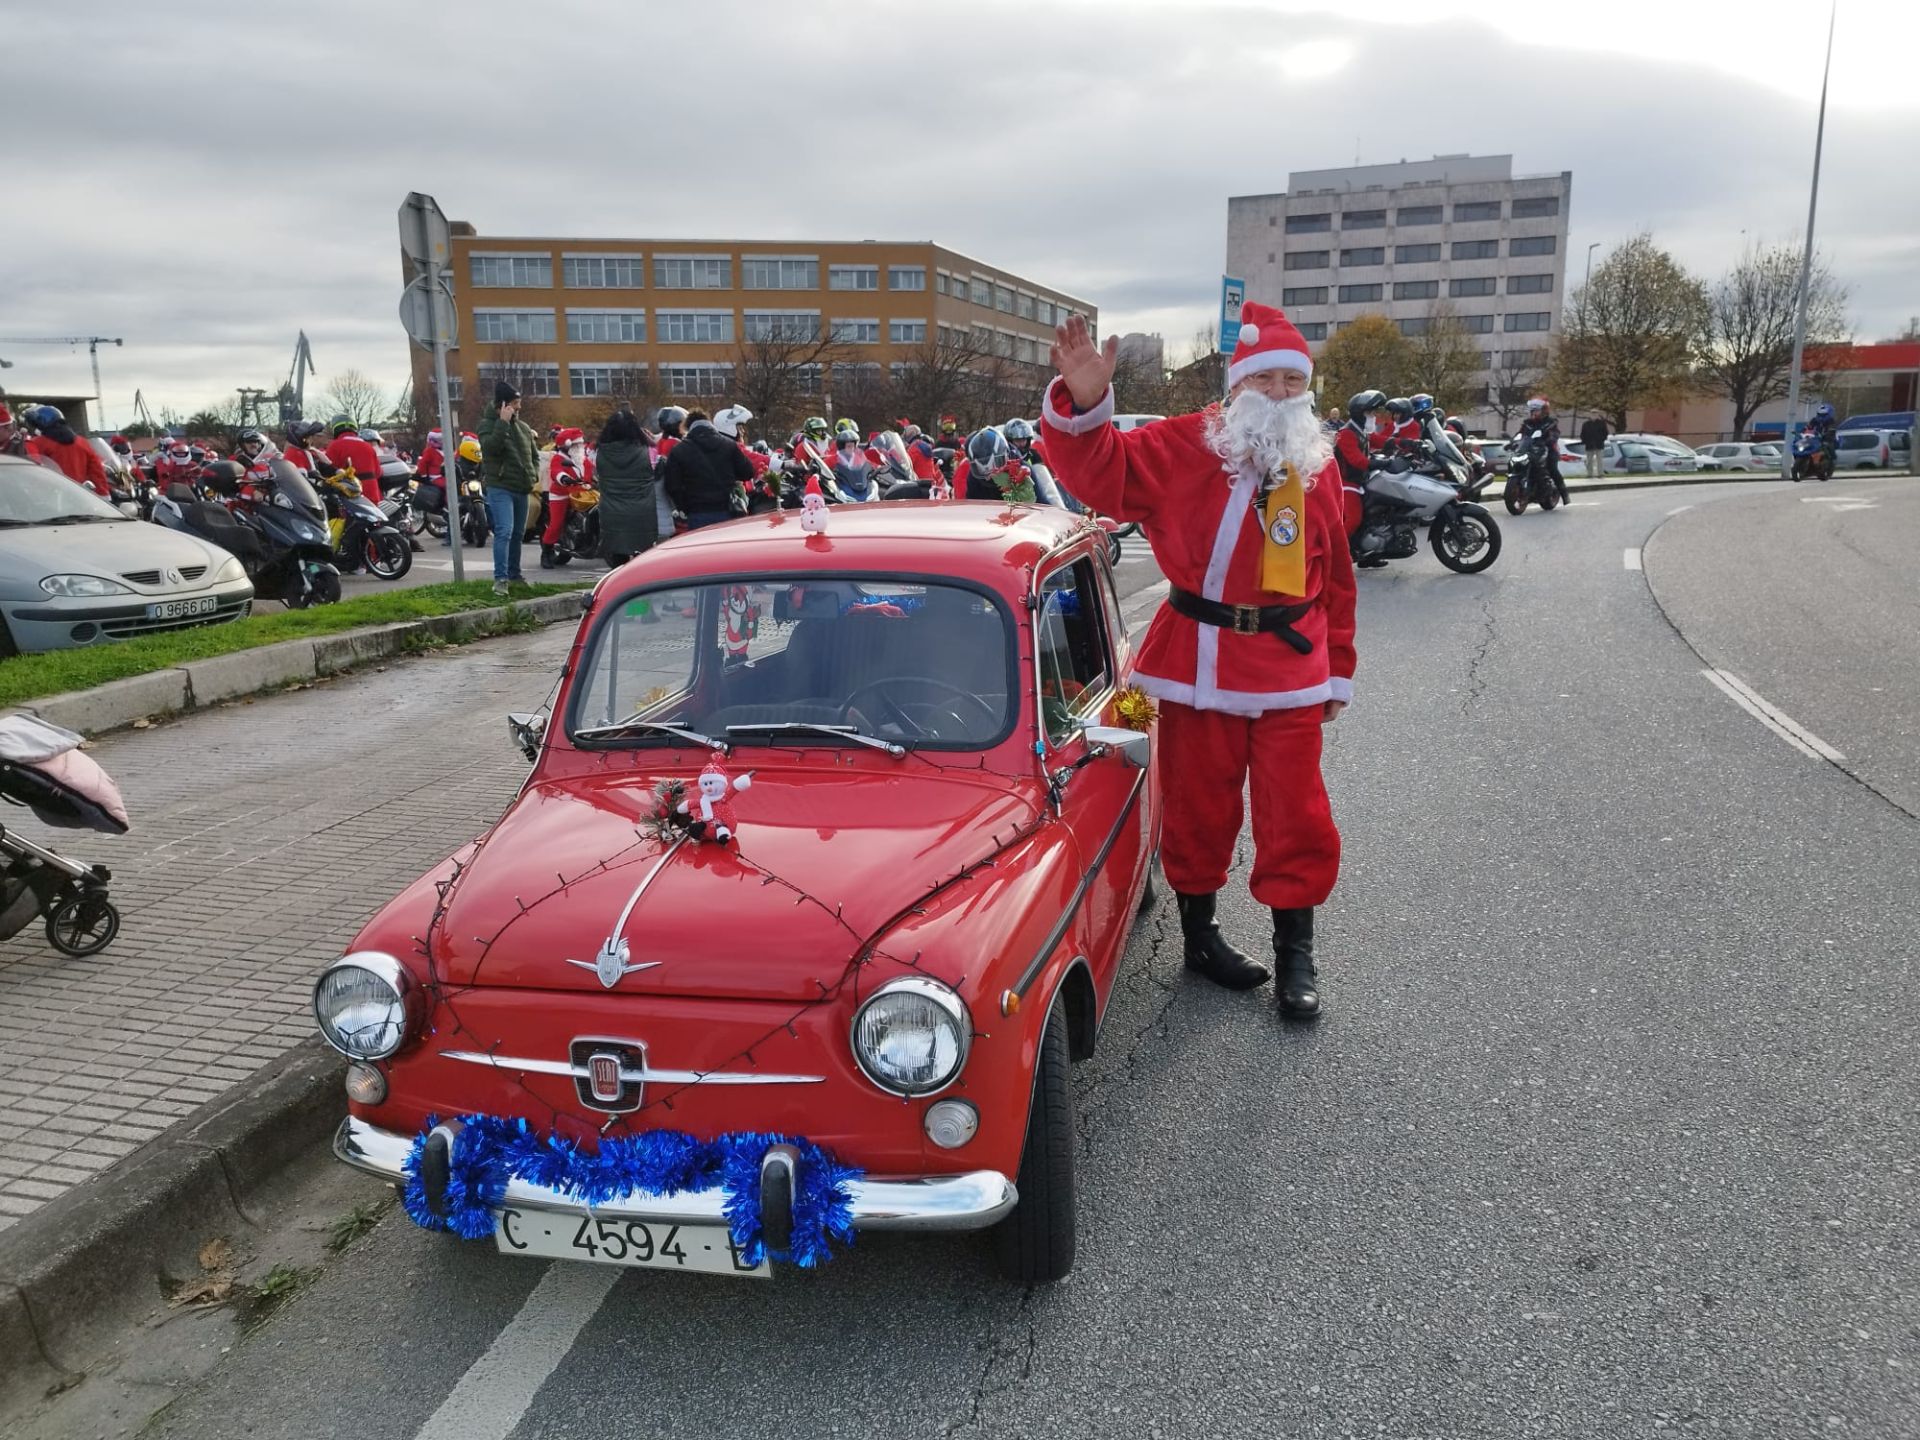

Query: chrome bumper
[[333, 1117, 1016, 1232]]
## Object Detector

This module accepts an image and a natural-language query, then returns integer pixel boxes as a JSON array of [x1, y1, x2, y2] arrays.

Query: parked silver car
[[1694, 442, 1783, 472], [0, 455, 253, 655]]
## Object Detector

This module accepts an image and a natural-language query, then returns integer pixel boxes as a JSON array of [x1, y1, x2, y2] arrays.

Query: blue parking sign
[[1219, 278, 1246, 354]]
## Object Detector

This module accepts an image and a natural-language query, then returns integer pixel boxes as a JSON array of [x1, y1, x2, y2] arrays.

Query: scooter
[[319, 471, 413, 580], [154, 460, 342, 606]]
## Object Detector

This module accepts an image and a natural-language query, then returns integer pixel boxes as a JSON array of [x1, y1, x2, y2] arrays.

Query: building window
[[1282, 287, 1328, 307], [1510, 235, 1557, 257], [1499, 348, 1548, 367], [829, 264, 879, 291], [742, 257, 819, 290], [994, 286, 1014, 313], [886, 265, 926, 292], [1341, 209, 1386, 230], [1268, 215, 1277, 227], [1396, 205, 1442, 226], [561, 255, 644, 288], [1297, 321, 1328, 341], [1504, 312, 1552, 333], [1512, 196, 1561, 219], [656, 310, 734, 343], [889, 319, 927, 345], [742, 310, 821, 342], [1284, 251, 1330, 271], [1508, 273, 1556, 295], [1477, 351, 1495, 369], [568, 365, 648, 398], [1016, 337, 1040, 363], [1394, 280, 1439, 301], [1454, 201, 1503, 222], [1337, 284, 1383, 303], [1038, 300, 1055, 325], [792, 364, 823, 396], [1460, 314, 1496, 334], [658, 364, 734, 397], [1285, 212, 1332, 233], [933, 271, 949, 296], [433, 373, 463, 404], [1397, 317, 1431, 337], [1450, 277, 1498, 298], [1452, 240, 1500, 261], [830, 318, 881, 344], [970, 276, 991, 306], [1017, 292, 1037, 320], [1340, 247, 1386, 267], [469, 253, 551, 288], [565, 310, 647, 343], [654, 255, 730, 289], [473, 309, 556, 343], [1395, 243, 1442, 264], [831, 362, 883, 388], [478, 362, 559, 397]]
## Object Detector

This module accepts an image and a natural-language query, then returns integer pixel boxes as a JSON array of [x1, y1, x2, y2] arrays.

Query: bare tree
[[1486, 347, 1544, 433], [889, 328, 995, 431], [1699, 242, 1849, 436], [1405, 302, 1483, 415], [730, 324, 844, 439], [1548, 233, 1709, 429], [319, 367, 390, 428]]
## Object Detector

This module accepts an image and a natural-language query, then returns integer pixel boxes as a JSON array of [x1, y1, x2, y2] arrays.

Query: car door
[[1034, 549, 1149, 997]]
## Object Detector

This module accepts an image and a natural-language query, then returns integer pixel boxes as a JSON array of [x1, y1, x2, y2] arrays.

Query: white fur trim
[[1041, 382, 1115, 436], [1236, 323, 1260, 346], [1134, 671, 1334, 717], [1227, 348, 1313, 389], [1328, 676, 1353, 704]]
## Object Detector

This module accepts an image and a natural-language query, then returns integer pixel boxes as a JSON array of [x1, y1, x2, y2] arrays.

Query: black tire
[[1430, 503, 1502, 575], [1503, 476, 1526, 516], [994, 1001, 1077, 1284], [425, 512, 450, 539], [364, 531, 412, 580], [310, 570, 343, 606], [46, 893, 120, 957], [1539, 486, 1560, 512], [1106, 531, 1122, 565], [0, 614, 17, 660]]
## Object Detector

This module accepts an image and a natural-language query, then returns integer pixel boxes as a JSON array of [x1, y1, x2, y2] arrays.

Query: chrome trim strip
[[1014, 766, 1146, 998], [333, 1117, 1015, 1232], [440, 1049, 825, 1087]]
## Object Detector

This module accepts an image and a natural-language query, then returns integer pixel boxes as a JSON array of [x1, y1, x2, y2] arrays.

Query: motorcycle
[[154, 459, 341, 607], [1352, 455, 1503, 575], [318, 471, 413, 580], [1791, 431, 1832, 483], [1502, 437, 1562, 515], [546, 487, 602, 566], [380, 474, 433, 541]]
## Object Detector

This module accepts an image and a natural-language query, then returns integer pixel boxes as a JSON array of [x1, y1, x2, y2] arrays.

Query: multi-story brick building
[[410, 222, 1094, 428]]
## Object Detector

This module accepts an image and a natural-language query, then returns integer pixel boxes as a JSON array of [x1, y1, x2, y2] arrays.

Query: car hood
[[428, 764, 1045, 1000], [0, 521, 232, 592]]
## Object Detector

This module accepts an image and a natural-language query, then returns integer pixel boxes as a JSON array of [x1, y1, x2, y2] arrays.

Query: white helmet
[[713, 404, 754, 439]]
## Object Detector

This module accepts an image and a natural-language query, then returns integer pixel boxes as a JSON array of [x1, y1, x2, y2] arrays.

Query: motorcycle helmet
[[1384, 397, 1414, 422], [457, 438, 482, 463], [1525, 397, 1548, 414], [287, 420, 325, 446], [751, 440, 771, 454], [1409, 393, 1435, 417], [360, 427, 384, 445], [938, 414, 960, 436], [202, 459, 246, 496], [656, 405, 688, 434], [713, 404, 754, 439], [1347, 389, 1387, 423], [1003, 417, 1036, 445], [1813, 402, 1835, 422], [833, 419, 861, 444], [235, 428, 267, 459], [900, 424, 924, 443], [25, 404, 62, 430], [330, 416, 357, 436], [165, 440, 193, 466], [1443, 416, 1468, 439], [966, 426, 1010, 476], [109, 433, 132, 453], [802, 415, 829, 441]]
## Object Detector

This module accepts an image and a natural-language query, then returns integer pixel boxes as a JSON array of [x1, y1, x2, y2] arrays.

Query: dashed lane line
[[1623, 548, 1643, 571], [1701, 669, 1846, 763]]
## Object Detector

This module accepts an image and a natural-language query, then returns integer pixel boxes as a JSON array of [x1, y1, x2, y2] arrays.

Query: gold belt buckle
[[1231, 605, 1260, 635]]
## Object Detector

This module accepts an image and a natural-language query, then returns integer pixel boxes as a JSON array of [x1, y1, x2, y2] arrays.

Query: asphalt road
[[120, 479, 1920, 1440]]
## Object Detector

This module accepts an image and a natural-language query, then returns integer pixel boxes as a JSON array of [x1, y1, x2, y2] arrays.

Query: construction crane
[[0, 336, 124, 425], [132, 390, 164, 438], [278, 331, 316, 426]]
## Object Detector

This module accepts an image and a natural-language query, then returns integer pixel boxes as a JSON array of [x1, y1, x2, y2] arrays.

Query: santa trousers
[[542, 493, 572, 545], [1157, 699, 1341, 911]]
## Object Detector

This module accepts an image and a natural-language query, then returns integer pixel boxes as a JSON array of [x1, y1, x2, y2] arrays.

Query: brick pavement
[[0, 624, 575, 1230]]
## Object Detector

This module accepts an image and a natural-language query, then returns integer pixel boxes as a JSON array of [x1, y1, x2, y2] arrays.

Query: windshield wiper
[[38, 514, 120, 525], [573, 716, 730, 751], [725, 722, 907, 758]]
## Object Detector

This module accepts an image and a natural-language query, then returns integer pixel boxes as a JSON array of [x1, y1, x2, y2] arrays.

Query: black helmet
[[202, 459, 247, 496], [236, 428, 266, 452], [330, 416, 357, 436], [966, 426, 1009, 476], [1409, 393, 1435, 416], [656, 406, 688, 433], [1384, 397, 1414, 421], [288, 419, 325, 443], [1347, 389, 1387, 423]]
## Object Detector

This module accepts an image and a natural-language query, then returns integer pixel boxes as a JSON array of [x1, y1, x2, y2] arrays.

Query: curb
[[17, 590, 589, 739], [0, 1039, 345, 1408]]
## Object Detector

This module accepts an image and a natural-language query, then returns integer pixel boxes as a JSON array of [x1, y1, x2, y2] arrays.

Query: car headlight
[[313, 952, 419, 1060], [40, 573, 132, 598], [851, 976, 970, 1096], [212, 555, 248, 583]]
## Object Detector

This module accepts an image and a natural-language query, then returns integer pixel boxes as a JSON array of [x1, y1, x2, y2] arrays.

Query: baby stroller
[[0, 715, 128, 957]]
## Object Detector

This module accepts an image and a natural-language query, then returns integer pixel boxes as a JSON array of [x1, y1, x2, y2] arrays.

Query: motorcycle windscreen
[[268, 460, 326, 521]]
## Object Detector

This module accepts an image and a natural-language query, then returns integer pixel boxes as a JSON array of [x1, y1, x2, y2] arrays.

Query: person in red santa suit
[[1332, 389, 1388, 554], [540, 427, 592, 567], [1041, 303, 1356, 1020]]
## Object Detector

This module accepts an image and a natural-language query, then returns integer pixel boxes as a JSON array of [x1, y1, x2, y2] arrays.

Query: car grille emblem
[[566, 937, 660, 990], [164, 567, 183, 586], [587, 1051, 624, 1104]]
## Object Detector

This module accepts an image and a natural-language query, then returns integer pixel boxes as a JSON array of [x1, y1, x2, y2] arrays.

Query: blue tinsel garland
[[401, 1114, 861, 1268]]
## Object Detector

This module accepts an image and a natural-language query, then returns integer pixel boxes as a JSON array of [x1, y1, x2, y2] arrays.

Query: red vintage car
[[317, 503, 1160, 1283]]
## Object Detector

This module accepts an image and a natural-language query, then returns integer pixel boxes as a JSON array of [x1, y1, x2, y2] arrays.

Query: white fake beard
[[1205, 389, 1331, 486]]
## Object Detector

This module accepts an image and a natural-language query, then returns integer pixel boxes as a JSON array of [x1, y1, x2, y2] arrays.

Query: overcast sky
[[5, 0, 1914, 424]]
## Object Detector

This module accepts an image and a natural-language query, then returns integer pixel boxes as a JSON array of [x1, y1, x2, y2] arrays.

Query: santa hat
[[1227, 302, 1314, 389], [556, 427, 585, 446], [804, 475, 823, 501]]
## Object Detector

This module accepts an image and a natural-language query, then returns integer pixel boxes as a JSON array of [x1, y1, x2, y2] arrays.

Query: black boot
[[539, 544, 558, 569], [1272, 907, 1322, 1020], [1176, 892, 1271, 991]]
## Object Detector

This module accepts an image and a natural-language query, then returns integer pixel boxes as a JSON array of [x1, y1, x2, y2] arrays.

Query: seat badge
[[587, 1050, 624, 1104]]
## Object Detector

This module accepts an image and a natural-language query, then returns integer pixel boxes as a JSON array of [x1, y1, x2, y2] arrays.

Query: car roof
[[610, 503, 1090, 588]]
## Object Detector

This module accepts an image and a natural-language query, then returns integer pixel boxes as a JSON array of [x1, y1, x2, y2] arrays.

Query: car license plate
[[492, 1208, 769, 1278], [146, 596, 218, 620]]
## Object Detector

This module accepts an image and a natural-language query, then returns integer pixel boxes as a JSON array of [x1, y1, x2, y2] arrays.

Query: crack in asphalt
[[942, 1287, 1038, 1438], [1073, 901, 1185, 1157], [1461, 586, 1499, 716]]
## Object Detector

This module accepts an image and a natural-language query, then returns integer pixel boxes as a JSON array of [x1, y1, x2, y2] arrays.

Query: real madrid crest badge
[[1269, 505, 1299, 547]]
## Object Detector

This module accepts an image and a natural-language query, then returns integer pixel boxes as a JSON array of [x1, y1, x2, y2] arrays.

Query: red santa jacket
[[416, 443, 445, 481], [1040, 379, 1356, 716], [29, 434, 111, 496], [324, 434, 384, 503]]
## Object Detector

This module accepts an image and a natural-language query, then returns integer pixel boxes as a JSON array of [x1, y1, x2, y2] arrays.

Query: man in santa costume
[[1041, 303, 1356, 1020]]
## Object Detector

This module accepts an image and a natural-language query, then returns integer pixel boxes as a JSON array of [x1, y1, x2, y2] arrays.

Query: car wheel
[[994, 1001, 1076, 1285], [0, 615, 16, 660]]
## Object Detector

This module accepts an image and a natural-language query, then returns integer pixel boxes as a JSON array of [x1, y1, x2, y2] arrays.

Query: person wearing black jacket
[[1521, 397, 1567, 504], [1578, 415, 1609, 478], [662, 411, 754, 529]]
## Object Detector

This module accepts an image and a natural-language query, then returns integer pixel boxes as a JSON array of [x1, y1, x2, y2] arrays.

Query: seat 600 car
[[319, 503, 1161, 1282]]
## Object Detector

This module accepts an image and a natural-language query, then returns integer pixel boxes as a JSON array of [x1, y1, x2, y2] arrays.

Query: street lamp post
[[1780, 0, 1838, 477]]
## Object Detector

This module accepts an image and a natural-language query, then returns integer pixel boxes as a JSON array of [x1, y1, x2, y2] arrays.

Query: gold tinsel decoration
[[1113, 685, 1157, 732]]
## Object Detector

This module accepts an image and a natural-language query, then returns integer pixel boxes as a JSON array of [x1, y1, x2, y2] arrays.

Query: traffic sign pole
[[399, 193, 466, 582]]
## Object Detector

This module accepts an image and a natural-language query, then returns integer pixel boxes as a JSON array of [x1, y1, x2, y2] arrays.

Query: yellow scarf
[[1258, 463, 1308, 597]]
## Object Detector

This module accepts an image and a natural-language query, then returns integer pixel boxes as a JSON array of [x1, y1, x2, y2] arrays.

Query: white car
[[1834, 429, 1909, 469], [1610, 433, 1699, 470], [1694, 442, 1783, 472], [1112, 414, 1166, 433]]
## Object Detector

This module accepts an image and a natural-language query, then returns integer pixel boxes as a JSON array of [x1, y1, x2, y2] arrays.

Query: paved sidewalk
[[0, 624, 574, 1231]]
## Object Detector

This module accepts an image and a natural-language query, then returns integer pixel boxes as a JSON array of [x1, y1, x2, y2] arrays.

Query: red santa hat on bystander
[[1226, 302, 1315, 390]]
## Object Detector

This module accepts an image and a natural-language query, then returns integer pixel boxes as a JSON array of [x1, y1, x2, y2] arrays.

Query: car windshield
[[0, 458, 127, 525], [570, 577, 1014, 749], [1836, 433, 1875, 449]]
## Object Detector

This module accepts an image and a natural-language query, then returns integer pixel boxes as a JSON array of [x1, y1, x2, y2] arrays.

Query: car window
[[0, 457, 127, 524], [1836, 434, 1873, 449], [1035, 558, 1115, 744]]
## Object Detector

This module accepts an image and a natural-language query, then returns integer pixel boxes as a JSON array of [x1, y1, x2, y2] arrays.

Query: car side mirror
[[507, 711, 547, 762], [1080, 725, 1150, 770]]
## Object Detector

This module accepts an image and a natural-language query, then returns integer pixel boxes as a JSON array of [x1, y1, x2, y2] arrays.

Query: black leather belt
[[1167, 586, 1314, 655]]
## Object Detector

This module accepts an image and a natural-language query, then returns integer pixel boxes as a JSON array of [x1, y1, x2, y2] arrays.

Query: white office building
[[1226, 155, 1573, 425]]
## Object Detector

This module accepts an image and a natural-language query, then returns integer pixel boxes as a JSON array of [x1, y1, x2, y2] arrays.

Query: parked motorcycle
[[1352, 457, 1502, 574], [153, 460, 341, 607], [1503, 438, 1562, 515], [457, 475, 492, 547], [318, 471, 413, 580], [547, 487, 602, 566], [380, 474, 433, 540], [1790, 432, 1832, 483]]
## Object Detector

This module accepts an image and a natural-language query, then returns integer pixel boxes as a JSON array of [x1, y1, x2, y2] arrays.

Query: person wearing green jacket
[[476, 380, 539, 594]]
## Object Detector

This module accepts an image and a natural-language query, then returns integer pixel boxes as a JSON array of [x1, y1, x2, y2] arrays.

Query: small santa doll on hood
[[677, 760, 752, 844]]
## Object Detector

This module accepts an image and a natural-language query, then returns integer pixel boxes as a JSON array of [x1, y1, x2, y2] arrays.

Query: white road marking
[[1121, 580, 1170, 627], [1623, 548, 1643, 571], [1701, 669, 1845, 763], [1562, 500, 1603, 507], [414, 1262, 621, 1440], [1800, 494, 1878, 510], [1667, 504, 1695, 516]]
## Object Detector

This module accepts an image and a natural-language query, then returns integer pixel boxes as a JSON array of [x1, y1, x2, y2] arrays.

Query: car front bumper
[[334, 1116, 1017, 1232], [2, 581, 253, 652]]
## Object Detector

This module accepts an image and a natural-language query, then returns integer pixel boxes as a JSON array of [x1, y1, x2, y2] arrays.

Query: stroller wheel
[[46, 892, 120, 957]]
